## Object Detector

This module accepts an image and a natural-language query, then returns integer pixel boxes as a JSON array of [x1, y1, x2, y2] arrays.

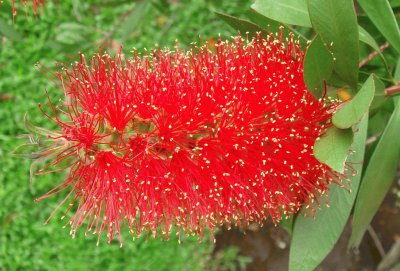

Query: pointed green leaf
[[308, 0, 359, 90], [313, 126, 353, 173], [358, 0, 400, 55], [290, 116, 368, 271], [251, 0, 311, 27], [216, 12, 269, 37], [358, 26, 380, 53], [333, 75, 379, 129], [350, 98, 400, 248], [303, 35, 334, 97], [245, 9, 282, 34], [349, 61, 400, 247]]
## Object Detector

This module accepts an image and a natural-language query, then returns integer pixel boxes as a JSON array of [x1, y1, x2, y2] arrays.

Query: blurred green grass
[[0, 1, 251, 270]]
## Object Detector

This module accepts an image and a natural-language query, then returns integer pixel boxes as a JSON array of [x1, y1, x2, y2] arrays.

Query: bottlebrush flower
[[25, 32, 343, 244], [12, 0, 45, 16]]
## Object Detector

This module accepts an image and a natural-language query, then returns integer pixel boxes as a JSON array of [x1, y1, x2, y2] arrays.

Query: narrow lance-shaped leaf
[[245, 9, 283, 34], [303, 35, 334, 97], [349, 63, 400, 248], [333, 74, 380, 129], [290, 116, 368, 271], [358, 0, 400, 55], [251, 0, 311, 27], [215, 12, 269, 38], [308, 0, 359, 91], [245, 9, 306, 45], [358, 26, 381, 53]]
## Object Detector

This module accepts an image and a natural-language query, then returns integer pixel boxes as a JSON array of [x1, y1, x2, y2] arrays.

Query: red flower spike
[[30, 32, 344, 244]]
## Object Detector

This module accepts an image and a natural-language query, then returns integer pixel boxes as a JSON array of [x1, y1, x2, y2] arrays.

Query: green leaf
[[313, 126, 353, 173], [358, 26, 380, 53], [120, 0, 151, 42], [216, 12, 269, 37], [308, 0, 359, 91], [349, 60, 400, 248], [370, 78, 386, 113], [0, 18, 22, 41], [358, 26, 391, 79], [245, 9, 282, 33], [349, 98, 400, 248], [280, 215, 294, 236], [303, 35, 333, 97], [251, 0, 311, 27], [333, 75, 380, 129], [358, 0, 400, 55], [290, 116, 368, 271]]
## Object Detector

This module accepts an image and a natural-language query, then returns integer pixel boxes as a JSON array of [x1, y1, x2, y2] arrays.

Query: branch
[[386, 84, 400, 97], [359, 42, 389, 68]]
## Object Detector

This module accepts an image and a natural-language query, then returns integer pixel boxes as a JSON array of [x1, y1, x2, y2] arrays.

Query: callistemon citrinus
[[24, 32, 343, 244]]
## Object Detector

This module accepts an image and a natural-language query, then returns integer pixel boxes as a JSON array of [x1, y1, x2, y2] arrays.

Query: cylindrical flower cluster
[[33, 33, 341, 243]]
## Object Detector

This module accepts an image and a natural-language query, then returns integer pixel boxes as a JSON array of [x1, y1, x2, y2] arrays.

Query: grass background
[[0, 1, 252, 270]]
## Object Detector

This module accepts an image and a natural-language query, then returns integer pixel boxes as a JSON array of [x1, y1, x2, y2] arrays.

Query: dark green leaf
[[358, 26, 380, 53], [216, 12, 269, 37], [245, 9, 282, 33], [0, 18, 22, 41], [290, 116, 368, 271], [280, 215, 294, 236], [303, 35, 333, 97], [349, 97, 400, 248], [358, 0, 400, 55], [308, 0, 359, 90], [332, 75, 378, 129], [313, 126, 353, 173], [349, 60, 400, 248], [251, 0, 311, 27]]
